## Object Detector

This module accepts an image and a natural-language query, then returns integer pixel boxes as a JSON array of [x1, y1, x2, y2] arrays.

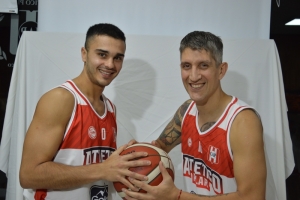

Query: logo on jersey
[[183, 155, 223, 194], [198, 141, 203, 153], [207, 145, 219, 164], [90, 185, 108, 200], [88, 126, 97, 139], [188, 137, 192, 147]]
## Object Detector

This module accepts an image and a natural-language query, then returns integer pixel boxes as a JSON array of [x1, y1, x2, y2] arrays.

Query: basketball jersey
[[24, 80, 118, 200], [181, 97, 255, 195]]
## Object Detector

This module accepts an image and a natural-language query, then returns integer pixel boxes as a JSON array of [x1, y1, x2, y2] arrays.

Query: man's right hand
[[101, 144, 151, 191]]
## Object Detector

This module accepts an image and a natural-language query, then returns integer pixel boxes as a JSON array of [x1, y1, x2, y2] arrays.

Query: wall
[[38, 0, 271, 39]]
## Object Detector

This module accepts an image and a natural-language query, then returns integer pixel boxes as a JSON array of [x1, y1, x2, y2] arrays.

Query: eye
[[98, 53, 106, 58], [181, 63, 191, 69], [200, 63, 208, 69], [114, 56, 124, 61]]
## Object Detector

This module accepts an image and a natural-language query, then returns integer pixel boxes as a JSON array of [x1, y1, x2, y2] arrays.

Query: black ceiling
[[270, 0, 300, 35]]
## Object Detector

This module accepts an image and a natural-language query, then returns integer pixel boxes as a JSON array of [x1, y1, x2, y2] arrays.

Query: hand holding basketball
[[122, 161, 179, 200], [113, 143, 175, 199], [102, 144, 150, 191]]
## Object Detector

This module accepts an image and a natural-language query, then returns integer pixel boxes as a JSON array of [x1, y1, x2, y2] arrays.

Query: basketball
[[113, 143, 174, 199]]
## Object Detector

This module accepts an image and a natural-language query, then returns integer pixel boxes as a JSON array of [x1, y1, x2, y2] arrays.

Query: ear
[[218, 62, 228, 80], [81, 47, 87, 63]]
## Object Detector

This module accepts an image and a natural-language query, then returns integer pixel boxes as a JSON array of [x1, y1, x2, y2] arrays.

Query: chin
[[189, 94, 206, 104], [99, 78, 114, 85]]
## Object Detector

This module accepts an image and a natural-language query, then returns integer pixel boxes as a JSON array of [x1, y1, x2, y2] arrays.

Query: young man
[[123, 31, 267, 200], [19, 23, 150, 200]]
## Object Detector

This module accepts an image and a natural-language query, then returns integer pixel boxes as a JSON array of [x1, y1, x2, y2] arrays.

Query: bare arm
[[153, 99, 192, 153], [123, 109, 266, 200], [19, 88, 149, 190], [226, 109, 266, 199]]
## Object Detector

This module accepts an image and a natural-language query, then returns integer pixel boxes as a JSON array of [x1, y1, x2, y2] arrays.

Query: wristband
[[177, 189, 182, 200]]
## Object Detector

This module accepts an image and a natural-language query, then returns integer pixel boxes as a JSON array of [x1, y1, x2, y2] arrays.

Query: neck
[[196, 91, 232, 124], [72, 72, 104, 102]]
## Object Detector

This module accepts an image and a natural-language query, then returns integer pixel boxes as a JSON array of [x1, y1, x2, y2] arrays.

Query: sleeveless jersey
[[24, 80, 118, 200], [181, 97, 255, 195]]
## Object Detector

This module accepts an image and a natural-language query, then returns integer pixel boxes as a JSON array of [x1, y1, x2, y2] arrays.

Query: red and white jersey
[[181, 97, 255, 195], [24, 80, 118, 200]]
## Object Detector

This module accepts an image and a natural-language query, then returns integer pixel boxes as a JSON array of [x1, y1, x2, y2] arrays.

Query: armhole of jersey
[[113, 104, 117, 119], [226, 106, 257, 160], [105, 96, 117, 120], [58, 85, 77, 140]]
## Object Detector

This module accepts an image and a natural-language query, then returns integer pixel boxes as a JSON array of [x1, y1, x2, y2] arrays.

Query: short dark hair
[[179, 31, 223, 66], [84, 23, 126, 50]]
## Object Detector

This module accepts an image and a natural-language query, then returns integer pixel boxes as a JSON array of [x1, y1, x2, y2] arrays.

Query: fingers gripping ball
[[113, 143, 175, 199]]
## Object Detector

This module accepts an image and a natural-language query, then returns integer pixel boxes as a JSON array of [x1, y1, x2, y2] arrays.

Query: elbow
[[19, 168, 32, 189], [236, 187, 266, 200], [19, 173, 28, 188]]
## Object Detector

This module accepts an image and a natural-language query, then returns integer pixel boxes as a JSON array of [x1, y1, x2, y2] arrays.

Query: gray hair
[[179, 31, 223, 66]]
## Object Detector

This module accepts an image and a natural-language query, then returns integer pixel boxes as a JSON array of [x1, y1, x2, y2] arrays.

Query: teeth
[[100, 70, 111, 75], [191, 84, 202, 88]]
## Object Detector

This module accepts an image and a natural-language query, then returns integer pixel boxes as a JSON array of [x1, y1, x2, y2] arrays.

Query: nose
[[189, 67, 201, 82], [105, 58, 115, 69]]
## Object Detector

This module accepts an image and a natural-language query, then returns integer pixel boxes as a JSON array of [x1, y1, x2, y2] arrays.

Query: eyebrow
[[95, 49, 125, 57], [180, 61, 189, 65]]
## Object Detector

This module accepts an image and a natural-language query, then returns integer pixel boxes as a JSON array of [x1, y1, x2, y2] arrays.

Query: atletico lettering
[[83, 147, 114, 165], [183, 155, 223, 194]]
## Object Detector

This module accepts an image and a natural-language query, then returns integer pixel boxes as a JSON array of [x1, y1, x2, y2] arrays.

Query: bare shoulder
[[39, 87, 74, 105], [233, 108, 262, 131], [178, 99, 193, 116], [157, 99, 192, 152], [37, 87, 75, 113], [23, 87, 75, 156], [30, 87, 75, 132], [230, 108, 264, 151], [169, 99, 193, 130]]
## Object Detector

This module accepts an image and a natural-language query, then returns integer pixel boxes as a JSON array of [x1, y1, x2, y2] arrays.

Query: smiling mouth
[[99, 69, 113, 76], [190, 83, 204, 88]]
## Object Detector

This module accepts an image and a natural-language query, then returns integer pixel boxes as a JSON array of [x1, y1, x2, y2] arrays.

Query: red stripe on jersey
[[66, 80, 89, 105]]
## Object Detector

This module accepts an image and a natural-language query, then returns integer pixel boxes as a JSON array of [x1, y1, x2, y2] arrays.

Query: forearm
[[20, 161, 103, 190]]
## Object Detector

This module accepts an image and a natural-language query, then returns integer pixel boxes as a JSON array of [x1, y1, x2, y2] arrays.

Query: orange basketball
[[113, 143, 174, 199]]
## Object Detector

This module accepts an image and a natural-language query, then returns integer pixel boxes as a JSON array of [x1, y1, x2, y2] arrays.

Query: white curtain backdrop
[[0, 31, 294, 200], [0, 0, 18, 13]]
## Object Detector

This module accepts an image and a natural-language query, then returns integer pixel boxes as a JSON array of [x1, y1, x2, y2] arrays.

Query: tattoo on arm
[[200, 122, 216, 132], [158, 100, 192, 147]]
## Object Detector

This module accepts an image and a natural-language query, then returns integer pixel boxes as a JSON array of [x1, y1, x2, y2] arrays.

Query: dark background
[[0, 0, 300, 199], [0, 0, 38, 199], [270, 0, 300, 199]]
